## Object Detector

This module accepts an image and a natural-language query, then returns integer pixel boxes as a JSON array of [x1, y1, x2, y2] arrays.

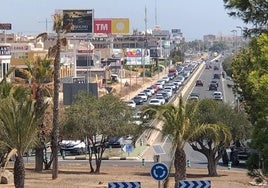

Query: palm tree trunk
[[52, 32, 61, 180], [35, 147, 44, 172], [14, 153, 25, 188], [174, 146, 186, 188], [34, 87, 45, 172]]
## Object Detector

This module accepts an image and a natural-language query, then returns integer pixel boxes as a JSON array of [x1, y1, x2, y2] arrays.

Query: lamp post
[[231, 30, 237, 55], [236, 26, 243, 48]]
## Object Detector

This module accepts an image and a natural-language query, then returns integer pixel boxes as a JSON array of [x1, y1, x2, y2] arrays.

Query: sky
[[0, 0, 247, 40]]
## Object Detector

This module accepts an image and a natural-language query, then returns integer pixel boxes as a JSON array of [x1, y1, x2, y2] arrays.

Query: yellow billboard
[[111, 19, 129, 34]]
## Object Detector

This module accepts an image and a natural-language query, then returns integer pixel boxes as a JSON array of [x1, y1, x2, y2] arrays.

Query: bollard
[[187, 159, 191, 167], [142, 158, 145, 166], [62, 150, 66, 160], [228, 161, 232, 170]]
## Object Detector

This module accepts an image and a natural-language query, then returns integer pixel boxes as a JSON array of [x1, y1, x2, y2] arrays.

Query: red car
[[195, 79, 204, 86]]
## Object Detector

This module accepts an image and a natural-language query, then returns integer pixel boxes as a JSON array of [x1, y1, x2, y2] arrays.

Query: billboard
[[125, 48, 150, 65], [62, 9, 94, 33], [94, 18, 129, 34], [0, 23, 12, 30], [0, 45, 11, 56]]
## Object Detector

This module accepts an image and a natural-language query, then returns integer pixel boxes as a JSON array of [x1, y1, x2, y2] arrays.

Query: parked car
[[195, 79, 204, 86], [59, 140, 86, 155], [132, 96, 144, 105]]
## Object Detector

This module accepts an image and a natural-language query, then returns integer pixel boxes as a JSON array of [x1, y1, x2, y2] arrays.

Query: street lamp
[[231, 30, 237, 55], [236, 26, 243, 48]]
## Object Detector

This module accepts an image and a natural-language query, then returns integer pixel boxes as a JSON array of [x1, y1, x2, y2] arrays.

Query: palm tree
[[142, 97, 195, 187], [0, 87, 46, 188], [21, 56, 53, 172], [142, 96, 231, 187], [50, 13, 72, 179]]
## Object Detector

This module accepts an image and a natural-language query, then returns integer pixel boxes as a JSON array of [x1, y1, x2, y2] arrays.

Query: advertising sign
[[94, 18, 129, 34], [94, 19, 111, 34], [111, 19, 129, 34], [63, 9, 94, 33], [125, 48, 150, 65], [0, 23, 12, 30], [125, 48, 142, 57], [0, 45, 11, 56]]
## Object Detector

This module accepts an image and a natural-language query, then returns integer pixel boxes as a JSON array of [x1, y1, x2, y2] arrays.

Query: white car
[[155, 95, 165, 104], [162, 76, 170, 83], [173, 80, 182, 87], [137, 92, 148, 102], [143, 89, 153, 97], [126, 100, 136, 108], [164, 89, 173, 98], [149, 99, 162, 106], [165, 83, 176, 90], [175, 76, 185, 83], [155, 83, 164, 90], [213, 91, 223, 101], [157, 80, 165, 85]]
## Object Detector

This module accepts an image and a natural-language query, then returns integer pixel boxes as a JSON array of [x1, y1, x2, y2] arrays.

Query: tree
[[49, 13, 72, 179], [223, 0, 268, 36], [188, 99, 253, 176], [62, 92, 136, 173], [142, 96, 230, 187], [0, 87, 47, 188], [19, 56, 53, 172], [232, 33, 268, 181], [169, 45, 185, 63]]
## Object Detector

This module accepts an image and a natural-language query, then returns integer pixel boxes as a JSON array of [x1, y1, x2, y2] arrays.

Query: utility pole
[[231, 30, 237, 55], [155, 0, 158, 26], [38, 18, 52, 32], [143, 6, 148, 83], [236, 26, 243, 48]]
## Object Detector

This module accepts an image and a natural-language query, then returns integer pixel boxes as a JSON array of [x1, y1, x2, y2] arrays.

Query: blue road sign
[[178, 180, 211, 188], [150, 162, 169, 181], [108, 182, 141, 188], [123, 144, 133, 153]]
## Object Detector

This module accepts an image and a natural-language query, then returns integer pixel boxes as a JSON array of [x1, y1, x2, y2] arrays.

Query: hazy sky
[[0, 0, 246, 40]]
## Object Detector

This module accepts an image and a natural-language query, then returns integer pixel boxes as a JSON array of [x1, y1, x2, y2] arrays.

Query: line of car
[[128, 62, 200, 108], [189, 59, 223, 102]]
